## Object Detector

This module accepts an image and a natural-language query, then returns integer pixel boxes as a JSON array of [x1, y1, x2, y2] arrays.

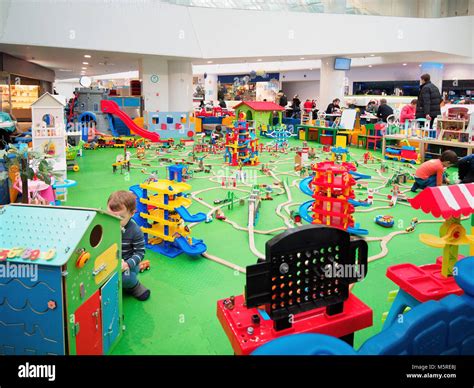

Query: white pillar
[[139, 57, 169, 112], [168, 60, 193, 112], [319, 57, 346, 111], [421, 62, 444, 93], [204, 74, 218, 104]]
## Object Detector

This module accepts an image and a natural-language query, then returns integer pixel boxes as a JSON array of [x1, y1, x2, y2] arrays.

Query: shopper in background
[[325, 98, 341, 114], [416, 73, 442, 128], [365, 100, 377, 114], [303, 99, 313, 113], [278, 91, 288, 108], [218, 98, 227, 109], [376, 98, 394, 123], [399, 99, 417, 124], [292, 94, 301, 118], [311, 99, 318, 117]]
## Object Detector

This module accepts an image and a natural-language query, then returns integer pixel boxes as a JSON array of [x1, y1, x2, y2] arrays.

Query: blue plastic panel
[[101, 272, 120, 354], [0, 205, 95, 266], [0, 265, 65, 355]]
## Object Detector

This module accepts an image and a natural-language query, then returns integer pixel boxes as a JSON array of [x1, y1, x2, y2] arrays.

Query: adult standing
[[292, 95, 301, 118], [415, 73, 442, 129]]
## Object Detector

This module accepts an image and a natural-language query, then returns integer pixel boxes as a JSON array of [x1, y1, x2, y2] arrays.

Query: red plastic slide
[[100, 100, 165, 142]]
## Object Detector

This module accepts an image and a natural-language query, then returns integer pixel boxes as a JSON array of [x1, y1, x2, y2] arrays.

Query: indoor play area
[[1, 94, 473, 356], [1, 3, 474, 376]]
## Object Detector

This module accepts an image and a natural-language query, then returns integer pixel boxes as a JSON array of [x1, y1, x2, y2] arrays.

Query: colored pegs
[[21, 248, 33, 259], [42, 248, 56, 261], [8, 247, 23, 259], [0, 249, 9, 261], [29, 250, 41, 261]]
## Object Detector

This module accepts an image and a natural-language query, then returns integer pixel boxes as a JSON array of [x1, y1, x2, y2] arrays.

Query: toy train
[[385, 146, 420, 164]]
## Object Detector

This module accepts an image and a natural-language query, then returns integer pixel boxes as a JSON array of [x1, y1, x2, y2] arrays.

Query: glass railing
[[161, 0, 472, 18]]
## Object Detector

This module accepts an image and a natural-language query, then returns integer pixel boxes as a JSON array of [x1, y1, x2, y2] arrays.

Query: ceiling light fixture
[[368, 65, 373, 68], [257, 59, 262, 62], [402, 63, 407, 66], [300, 57, 305, 60], [84, 54, 91, 58], [82, 67, 87, 70], [82, 62, 89, 65], [207, 60, 213, 64]]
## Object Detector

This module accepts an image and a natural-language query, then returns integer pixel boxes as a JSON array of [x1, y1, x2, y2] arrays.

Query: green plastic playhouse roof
[[0, 204, 118, 266]]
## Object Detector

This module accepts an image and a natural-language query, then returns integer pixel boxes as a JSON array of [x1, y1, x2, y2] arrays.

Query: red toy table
[[217, 294, 372, 355], [386, 256, 464, 302]]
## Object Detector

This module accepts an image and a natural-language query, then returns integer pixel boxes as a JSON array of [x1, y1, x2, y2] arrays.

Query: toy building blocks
[[130, 165, 207, 258], [299, 161, 370, 235], [0, 204, 123, 355], [385, 145, 420, 164], [224, 121, 259, 166], [216, 225, 371, 355]]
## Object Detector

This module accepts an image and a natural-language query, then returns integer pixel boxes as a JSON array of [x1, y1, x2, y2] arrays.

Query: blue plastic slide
[[174, 236, 207, 255], [175, 206, 207, 223], [129, 185, 149, 228]]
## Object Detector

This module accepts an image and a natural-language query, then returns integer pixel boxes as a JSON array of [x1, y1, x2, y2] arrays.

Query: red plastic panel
[[75, 290, 103, 355], [386, 256, 464, 302], [217, 294, 372, 355]]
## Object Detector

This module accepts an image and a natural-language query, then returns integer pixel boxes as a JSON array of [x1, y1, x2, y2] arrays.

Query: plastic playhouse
[[224, 121, 259, 166], [0, 204, 123, 355], [130, 164, 207, 258]]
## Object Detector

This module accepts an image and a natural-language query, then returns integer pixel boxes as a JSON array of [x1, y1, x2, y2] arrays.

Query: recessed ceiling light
[[370, 54, 375, 57], [207, 60, 213, 64], [402, 63, 407, 66], [419, 64, 422, 67], [58, 69, 72, 72], [257, 59, 262, 62], [82, 67, 87, 70], [368, 65, 373, 68], [82, 62, 89, 65], [300, 57, 305, 60], [84, 54, 91, 58], [309, 68, 313, 70]]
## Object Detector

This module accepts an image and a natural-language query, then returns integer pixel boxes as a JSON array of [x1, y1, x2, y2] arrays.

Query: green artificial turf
[[65, 138, 471, 355]]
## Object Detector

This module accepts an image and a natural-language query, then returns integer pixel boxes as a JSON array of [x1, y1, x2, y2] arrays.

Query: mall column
[[139, 58, 193, 113], [168, 60, 193, 112], [204, 74, 218, 104], [139, 57, 169, 112], [319, 56, 346, 113]]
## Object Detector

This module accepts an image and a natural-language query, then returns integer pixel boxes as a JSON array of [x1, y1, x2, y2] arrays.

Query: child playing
[[411, 150, 458, 192], [107, 191, 150, 301]]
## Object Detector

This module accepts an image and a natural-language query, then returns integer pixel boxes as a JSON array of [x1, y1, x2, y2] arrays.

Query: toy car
[[139, 260, 150, 273], [374, 215, 394, 228]]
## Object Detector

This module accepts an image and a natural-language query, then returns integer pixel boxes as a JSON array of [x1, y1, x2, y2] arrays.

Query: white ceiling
[[0, 43, 472, 81]]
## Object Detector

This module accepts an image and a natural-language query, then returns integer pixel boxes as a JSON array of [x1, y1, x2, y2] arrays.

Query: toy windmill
[[409, 183, 474, 277]]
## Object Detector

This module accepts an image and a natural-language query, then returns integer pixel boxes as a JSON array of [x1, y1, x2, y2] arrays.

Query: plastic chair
[[366, 123, 384, 150]]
